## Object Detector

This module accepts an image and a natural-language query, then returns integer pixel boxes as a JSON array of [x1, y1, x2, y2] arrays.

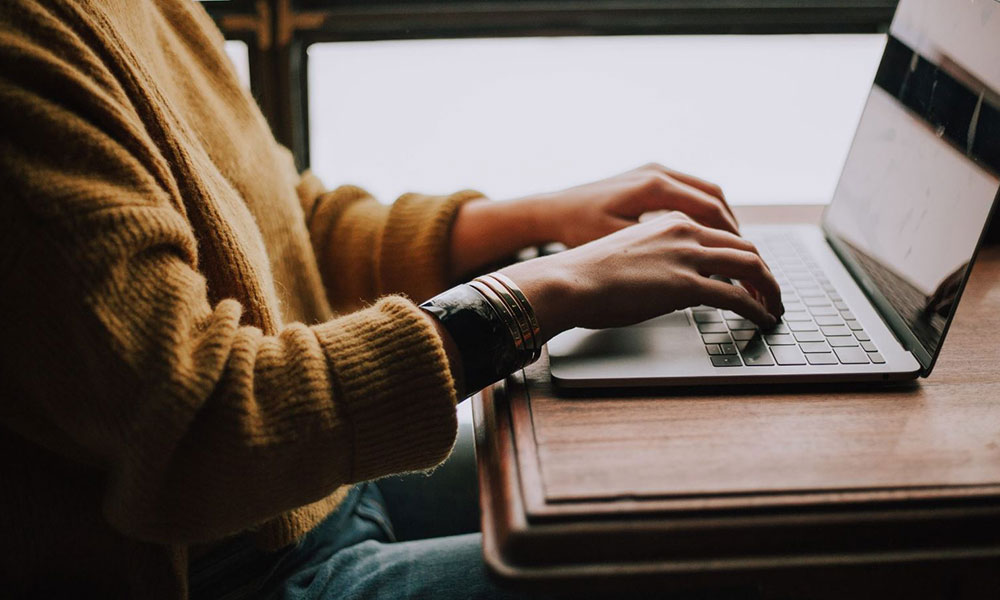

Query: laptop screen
[[822, 0, 1000, 372]]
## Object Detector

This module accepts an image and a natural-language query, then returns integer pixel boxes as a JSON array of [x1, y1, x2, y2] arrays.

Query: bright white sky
[[305, 35, 886, 205]]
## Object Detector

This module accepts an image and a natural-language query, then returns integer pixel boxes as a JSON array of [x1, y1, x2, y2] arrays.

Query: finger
[[638, 209, 673, 223], [657, 167, 737, 225], [688, 224, 778, 284], [694, 276, 776, 328], [688, 221, 761, 257], [645, 176, 739, 235], [696, 248, 784, 317]]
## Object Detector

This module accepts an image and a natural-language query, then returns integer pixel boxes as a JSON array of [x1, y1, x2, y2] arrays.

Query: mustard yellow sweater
[[0, 1, 480, 597]]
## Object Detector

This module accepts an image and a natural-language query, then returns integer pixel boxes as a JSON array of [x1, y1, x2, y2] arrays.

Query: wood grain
[[474, 205, 1000, 595]]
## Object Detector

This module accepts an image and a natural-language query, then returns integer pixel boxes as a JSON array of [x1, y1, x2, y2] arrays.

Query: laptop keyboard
[[693, 233, 886, 367]]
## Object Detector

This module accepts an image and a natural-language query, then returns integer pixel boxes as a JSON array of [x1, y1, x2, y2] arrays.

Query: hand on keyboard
[[698, 234, 884, 367]]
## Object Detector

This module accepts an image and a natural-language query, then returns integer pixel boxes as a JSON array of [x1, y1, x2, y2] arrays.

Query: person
[[0, 1, 783, 598]]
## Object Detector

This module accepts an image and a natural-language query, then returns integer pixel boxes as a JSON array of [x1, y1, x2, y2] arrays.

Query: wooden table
[[473, 205, 1000, 599]]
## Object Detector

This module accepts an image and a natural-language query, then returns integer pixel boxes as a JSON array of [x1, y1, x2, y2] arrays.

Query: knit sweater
[[0, 1, 480, 597]]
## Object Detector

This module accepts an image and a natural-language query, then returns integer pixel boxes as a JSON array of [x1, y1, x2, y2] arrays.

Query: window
[[204, 0, 895, 184], [308, 34, 885, 205]]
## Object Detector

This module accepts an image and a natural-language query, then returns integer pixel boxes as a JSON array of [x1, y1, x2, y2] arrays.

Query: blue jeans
[[188, 420, 758, 600], [189, 419, 542, 600]]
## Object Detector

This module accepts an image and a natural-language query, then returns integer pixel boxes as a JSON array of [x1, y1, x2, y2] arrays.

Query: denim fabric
[[274, 483, 536, 600], [189, 483, 536, 600], [188, 420, 758, 600], [189, 420, 539, 600]]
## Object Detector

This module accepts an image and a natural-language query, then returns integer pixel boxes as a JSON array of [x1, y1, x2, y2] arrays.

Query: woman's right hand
[[499, 211, 784, 344]]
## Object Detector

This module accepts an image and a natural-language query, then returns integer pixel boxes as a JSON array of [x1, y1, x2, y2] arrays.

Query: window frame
[[204, 0, 898, 170]]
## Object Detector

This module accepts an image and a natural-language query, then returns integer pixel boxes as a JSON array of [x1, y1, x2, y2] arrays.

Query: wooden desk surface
[[473, 205, 1000, 597]]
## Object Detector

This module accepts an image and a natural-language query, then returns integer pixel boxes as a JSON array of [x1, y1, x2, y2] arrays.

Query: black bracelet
[[420, 284, 521, 395]]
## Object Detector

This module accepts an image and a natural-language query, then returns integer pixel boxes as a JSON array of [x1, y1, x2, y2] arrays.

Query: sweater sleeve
[[296, 170, 484, 312], [0, 6, 457, 544]]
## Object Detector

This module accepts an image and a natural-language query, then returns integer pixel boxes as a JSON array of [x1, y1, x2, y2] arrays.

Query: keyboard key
[[721, 310, 743, 320], [845, 320, 864, 331], [860, 341, 878, 352], [834, 346, 870, 364], [783, 311, 813, 321], [705, 344, 723, 355], [762, 323, 790, 334], [809, 306, 838, 316], [821, 325, 852, 337], [829, 293, 843, 302], [739, 337, 775, 366], [731, 329, 756, 341], [828, 336, 859, 347], [799, 341, 830, 353], [840, 310, 856, 320], [719, 343, 738, 355], [794, 331, 825, 343], [854, 330, 871, 342], [698, 322, 729, 334], [764, 334, 795, 345], [806, 352, 838, 365], [815, 315, 843, 326], [787, 321, 818, 332], [727, 318, 758, 330], [693, 311, 722, 323], [804, 297, 831, 306], [798, 287, 824, 297], [692, 305, 716, 312], [783, 302, 805, 312], [702, 333, 732, 344], [833, 301, 850, 311], [771, 345, 807, 365], [867, 352, 886, 364], [711, 355, 742, 367]]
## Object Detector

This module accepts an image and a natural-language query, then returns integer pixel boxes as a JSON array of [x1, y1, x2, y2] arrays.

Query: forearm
[[448, 196, 555, 281]]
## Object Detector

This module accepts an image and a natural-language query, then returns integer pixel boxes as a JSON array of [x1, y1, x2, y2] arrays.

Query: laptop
[[548, 0, 1000, 388]]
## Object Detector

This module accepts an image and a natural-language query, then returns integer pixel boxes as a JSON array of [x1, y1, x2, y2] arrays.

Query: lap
[[192, 419, 539, 600], [191, 417, 755, 600], [272, 483, 537, 600]]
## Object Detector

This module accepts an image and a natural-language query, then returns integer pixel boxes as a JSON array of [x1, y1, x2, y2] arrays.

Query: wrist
[[450, 196, 552, 280], [498, 255, 577, 344], [504, 192, 566, 247]]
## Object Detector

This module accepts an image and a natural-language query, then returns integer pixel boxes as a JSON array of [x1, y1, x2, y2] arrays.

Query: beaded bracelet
[[419, 274, 541, 394]]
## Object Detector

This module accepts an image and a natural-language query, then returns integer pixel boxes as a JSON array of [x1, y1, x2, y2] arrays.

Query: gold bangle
[[486, 273, 542, 364], [475, 276, 535, 362], [467, 280, 528, 360]]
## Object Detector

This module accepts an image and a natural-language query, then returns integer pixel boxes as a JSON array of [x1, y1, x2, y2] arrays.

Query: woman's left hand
[[531, 163, 738, 248], [449, 163, 739, 280]]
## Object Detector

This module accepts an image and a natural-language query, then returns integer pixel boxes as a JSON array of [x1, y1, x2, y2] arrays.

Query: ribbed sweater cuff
[[379, 190, 485, 302], [313, 296, 458, 481]]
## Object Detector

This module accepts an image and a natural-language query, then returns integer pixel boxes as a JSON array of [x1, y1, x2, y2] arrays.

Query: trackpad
[[547, 311, 691, 359]]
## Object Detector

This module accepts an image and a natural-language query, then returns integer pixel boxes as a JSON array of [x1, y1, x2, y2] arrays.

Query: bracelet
[[419, 275, 542, 394], [486, 273, 543, 364], [474, 275, 541, 365]]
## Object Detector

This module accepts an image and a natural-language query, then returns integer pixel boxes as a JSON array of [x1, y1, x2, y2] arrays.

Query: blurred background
[[207, 0, 894, 206]]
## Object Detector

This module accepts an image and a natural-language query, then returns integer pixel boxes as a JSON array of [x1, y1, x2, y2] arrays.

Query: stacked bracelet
[[473, 274, 542, 365], [419, 273, 542, 394]]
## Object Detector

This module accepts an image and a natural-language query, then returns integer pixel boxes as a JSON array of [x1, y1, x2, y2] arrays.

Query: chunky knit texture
[[0, 0, 480, 597]]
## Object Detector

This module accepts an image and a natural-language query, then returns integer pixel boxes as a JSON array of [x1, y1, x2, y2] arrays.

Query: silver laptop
[[549, 0, 1000, 388]]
